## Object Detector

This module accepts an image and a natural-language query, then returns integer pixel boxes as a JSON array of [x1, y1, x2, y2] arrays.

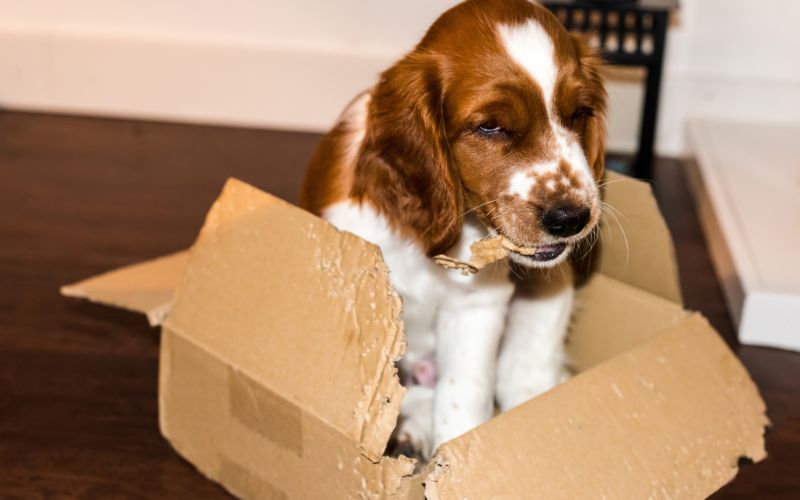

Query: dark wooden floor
[[1, 111, 797, 498]]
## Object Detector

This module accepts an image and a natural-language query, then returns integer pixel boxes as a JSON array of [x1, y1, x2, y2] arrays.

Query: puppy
[[301, 0, 606, 460]]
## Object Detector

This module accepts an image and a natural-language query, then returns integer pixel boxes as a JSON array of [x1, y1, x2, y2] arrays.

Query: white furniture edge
[[687, 118, 800, 352]]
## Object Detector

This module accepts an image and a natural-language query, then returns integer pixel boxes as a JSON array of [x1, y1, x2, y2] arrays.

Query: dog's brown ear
[[570, 33, 607, 180], [351, 52, 463, 256]]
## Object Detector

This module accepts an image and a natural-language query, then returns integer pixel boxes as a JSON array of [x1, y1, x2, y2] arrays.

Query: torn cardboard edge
[[160, 178, 406, 463], [61, 173, 767, 499], [422, 313, 768, 500]]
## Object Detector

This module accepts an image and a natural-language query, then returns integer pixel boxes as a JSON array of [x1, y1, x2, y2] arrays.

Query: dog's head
[[352, 0, 606, 268]]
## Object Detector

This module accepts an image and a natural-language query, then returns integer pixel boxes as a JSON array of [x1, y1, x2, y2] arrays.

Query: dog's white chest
[[322, 201, 513, 367]]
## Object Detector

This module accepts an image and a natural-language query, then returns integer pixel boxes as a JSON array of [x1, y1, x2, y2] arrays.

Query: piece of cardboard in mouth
[[62, 172, 767, 499]]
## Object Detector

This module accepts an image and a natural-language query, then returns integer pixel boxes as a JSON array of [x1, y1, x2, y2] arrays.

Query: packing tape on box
[[228, 366, 304, 458]]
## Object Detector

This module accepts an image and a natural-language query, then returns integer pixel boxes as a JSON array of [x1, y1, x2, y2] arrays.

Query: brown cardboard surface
[[163, 178, 404, 462], [61, 173, 767, 499], [159, 327, 415, 499], [60, 251, 189, 326], [426, 314, 767, 500], [568, 274, 689, 371], [599, 172, 683, 305]]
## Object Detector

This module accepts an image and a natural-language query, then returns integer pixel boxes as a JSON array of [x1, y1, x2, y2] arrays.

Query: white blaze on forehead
[[563, 139, 594, 186], [497, 19, 558, 108], [497, 19, 596, 200], [497, 19, 598, 200]]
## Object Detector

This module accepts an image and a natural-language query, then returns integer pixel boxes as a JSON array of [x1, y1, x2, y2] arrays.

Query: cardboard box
[[62, 173, 767, 499], [687, 119, 800, 352]]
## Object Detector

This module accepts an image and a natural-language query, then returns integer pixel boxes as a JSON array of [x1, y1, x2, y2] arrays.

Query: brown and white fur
[[301, 0, 606, 460]]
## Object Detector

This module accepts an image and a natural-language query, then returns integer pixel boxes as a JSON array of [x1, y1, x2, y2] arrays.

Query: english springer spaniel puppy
[[301, 0, 606, 460]]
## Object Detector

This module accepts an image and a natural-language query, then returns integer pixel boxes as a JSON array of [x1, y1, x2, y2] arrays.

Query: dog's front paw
[[388, 385, 434, 462], [392, 425, 432, 463]]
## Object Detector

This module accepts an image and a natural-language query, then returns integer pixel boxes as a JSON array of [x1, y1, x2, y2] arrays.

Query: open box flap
[[568, 273, 689, 371], [425, 313, 767, 500], [598, 172, 683, 305], [61, 251, 189, 327], [162, 178, 405, 462]]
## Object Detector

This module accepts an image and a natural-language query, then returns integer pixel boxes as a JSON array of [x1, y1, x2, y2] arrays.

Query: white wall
[[655, 0, 800, 154], [0, 1, 455, 54], [1, 0, 798, 155], [0, 0, 457, 132]]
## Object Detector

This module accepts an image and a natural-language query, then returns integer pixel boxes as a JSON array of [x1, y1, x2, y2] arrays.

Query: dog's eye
[[570, 106, 594, 125], [477, 121, 505, 136]]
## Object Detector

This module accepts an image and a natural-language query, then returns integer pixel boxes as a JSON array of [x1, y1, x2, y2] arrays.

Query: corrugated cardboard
[[62, 173, 767, 499], [426, 314, 765, 499]]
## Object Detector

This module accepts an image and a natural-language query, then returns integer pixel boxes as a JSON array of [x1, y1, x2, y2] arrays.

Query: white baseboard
[[2, 28, 799, 156]]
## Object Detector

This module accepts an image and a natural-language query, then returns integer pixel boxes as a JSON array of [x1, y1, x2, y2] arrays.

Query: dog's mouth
[[529, 242, 567, 261], [511, 242, 568, 262], [500, 236, 572, 269]]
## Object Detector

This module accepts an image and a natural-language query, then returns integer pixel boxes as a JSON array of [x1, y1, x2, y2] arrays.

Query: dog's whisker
[[509, 265, 523, 281], [575, 227, 598, 260], [595, 178, 625, 189], [601, 200, 628, 220], [600, 203, 630, 270], [460, 199, 498, 219]]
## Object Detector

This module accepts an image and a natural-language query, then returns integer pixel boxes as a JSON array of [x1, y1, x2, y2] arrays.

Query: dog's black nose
[[541, 206, 590, 237]]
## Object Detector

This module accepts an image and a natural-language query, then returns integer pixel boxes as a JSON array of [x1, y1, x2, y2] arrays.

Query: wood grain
[[1, 111, 797, 498]]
